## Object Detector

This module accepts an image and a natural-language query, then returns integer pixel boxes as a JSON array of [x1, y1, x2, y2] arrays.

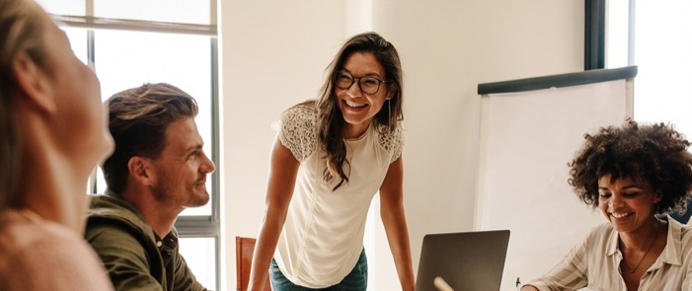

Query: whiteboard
[[476, 79, 632, 291]]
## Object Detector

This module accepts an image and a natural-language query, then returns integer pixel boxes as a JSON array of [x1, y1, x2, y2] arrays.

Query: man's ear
[[128, 156, 156, 187], [12, 51, 56, 114]]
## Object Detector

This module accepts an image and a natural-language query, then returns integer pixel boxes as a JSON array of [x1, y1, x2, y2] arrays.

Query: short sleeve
[[378, 123, 404, 163], [275, 104, 318, 162]]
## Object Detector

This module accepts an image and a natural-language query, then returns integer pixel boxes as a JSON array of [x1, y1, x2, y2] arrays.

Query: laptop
[[415, 230, 510, 291]]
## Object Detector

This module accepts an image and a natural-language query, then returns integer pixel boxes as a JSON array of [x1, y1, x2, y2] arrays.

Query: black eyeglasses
[[335, 71, 388, 94]]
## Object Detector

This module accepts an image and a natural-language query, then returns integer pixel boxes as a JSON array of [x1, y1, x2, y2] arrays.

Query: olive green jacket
[[85, 193, 209, 291]]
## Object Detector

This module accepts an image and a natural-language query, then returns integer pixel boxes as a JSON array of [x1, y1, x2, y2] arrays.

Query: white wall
[[371, 0, 583, 284], [220, 1, 584, 290], [219, 1, 347, 290]]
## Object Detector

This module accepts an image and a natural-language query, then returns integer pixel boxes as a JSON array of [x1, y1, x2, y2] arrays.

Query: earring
[[388, 99, 391, 126]]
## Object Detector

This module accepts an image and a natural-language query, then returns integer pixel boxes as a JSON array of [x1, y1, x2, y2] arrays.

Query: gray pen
[[516, 277, 521, 291]]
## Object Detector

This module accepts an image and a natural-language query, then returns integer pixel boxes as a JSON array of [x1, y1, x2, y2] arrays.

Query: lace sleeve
[[378, 123, 404, 163], [275, 104, 318, 162]]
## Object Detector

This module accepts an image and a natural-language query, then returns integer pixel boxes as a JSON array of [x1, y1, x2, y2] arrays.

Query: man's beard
[[151, 176, 209, 207]]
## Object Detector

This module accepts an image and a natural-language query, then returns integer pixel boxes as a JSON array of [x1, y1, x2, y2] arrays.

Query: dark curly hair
[[569, 119, 692, 214]]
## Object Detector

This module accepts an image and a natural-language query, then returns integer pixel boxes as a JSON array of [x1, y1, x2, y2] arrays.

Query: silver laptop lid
[[415, 230, 510, 291]]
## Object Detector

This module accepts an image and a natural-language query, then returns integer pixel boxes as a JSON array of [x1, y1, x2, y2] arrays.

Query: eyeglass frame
[[334, 70, 389, 95]]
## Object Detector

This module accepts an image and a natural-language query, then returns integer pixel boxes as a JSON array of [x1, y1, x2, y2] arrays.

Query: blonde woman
[[0, 0, 114, 290]]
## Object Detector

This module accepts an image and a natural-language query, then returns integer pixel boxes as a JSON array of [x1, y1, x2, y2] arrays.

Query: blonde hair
[[0, 0, 50, 210]]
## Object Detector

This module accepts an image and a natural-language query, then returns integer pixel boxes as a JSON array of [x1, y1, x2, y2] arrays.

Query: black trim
[[477, 66, 637, 95], [585, 0, 606, 70]]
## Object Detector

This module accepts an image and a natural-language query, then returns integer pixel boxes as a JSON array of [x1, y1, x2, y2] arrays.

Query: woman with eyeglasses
[[521, 120, 692, 291], [0, 0, 114, 290], [247, 32, 415, 291]]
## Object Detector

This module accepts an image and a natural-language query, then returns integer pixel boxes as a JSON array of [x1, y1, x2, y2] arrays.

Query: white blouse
[[273, 103, 403, 288]]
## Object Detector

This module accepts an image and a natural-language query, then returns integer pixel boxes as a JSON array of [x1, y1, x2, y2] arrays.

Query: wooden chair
[[235, 236, 271, 291]]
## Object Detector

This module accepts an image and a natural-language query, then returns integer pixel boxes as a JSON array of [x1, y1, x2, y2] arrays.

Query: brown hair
[[102, 83, 198, 195], [569, 119, 692, 214], [315, 32, 404, 190], [0, 0, 51, 210]]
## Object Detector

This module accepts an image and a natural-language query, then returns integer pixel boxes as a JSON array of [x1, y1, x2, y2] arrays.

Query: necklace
[[623, 221, 661, 273]]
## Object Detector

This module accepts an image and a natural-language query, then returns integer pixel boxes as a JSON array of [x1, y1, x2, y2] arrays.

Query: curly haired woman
[[522, 120, 692, 291]]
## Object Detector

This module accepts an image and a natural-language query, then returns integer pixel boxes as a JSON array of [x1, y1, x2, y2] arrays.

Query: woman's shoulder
[[376, 122, 405, 162], [0, 212, 113, 290], [282, 100, 318, 123], [592, 221, 615, 232], [278, 101, 318, 134], [276, 100, 319, 162], [580, 221, 616, 248], [671, 215, 692, 241], [0, 212, 93, 257], [0, 211, 62, 249]]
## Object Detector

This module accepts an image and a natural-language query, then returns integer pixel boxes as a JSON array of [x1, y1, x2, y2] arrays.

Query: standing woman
[[0, 0, 114, 290], [248, 32, 415, 291]]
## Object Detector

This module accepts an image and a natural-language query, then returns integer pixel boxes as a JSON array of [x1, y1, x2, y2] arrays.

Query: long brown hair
[[316, 32, 404, 190], [0, 0, 50, 210]]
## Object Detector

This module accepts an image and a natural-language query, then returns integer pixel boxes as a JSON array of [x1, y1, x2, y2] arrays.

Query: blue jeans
[[269, 249, 368, 291]]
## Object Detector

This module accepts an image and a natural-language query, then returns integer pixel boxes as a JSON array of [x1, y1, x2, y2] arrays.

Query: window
[[600, 0, 692, 223], [602, 0, 692, 139], [36, 1, 220, 289]]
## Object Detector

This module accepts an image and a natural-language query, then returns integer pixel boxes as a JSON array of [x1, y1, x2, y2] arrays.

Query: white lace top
[[273, 102, 403, 288]]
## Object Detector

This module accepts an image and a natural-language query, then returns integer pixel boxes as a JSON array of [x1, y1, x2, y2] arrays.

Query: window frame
[[586, 0, 637, 69], [46, 1, 221, 289], [585, 0, 606, 70]]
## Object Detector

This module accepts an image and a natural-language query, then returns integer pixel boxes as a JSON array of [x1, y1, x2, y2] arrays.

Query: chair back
[[235, 236, 271, 291]]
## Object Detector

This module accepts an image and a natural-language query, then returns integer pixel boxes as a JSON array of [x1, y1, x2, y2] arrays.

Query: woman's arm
[[522, 237, 591, 291], [247, 137, 300, 291], [379, 157, 415, 291]]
